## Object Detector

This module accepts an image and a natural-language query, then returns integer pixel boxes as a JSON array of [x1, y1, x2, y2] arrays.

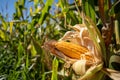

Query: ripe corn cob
[[55, 41, 91, 59]]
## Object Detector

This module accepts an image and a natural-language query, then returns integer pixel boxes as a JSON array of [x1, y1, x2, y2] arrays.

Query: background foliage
[[0, 0, 120, 80]]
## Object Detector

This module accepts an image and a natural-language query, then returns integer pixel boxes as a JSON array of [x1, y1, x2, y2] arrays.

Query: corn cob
[[55, 41, 91, 59]]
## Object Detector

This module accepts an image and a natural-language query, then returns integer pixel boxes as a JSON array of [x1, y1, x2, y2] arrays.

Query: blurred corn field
[[0, 0, 120, 80]]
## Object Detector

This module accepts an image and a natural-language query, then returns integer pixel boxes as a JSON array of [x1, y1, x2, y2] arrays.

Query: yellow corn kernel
[[55, 41, 89, 59]]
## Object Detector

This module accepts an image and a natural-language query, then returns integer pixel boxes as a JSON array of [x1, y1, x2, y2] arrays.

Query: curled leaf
[[102, 68, 120, 80]]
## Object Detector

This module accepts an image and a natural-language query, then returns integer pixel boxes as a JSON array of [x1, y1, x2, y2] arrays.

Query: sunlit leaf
[[39, 0, 53, 24], [0, 15, 8, 30], [21, 0, 25, 6], [30, 7, 33, 16], [83, 0, 96, 23], [31, 43, 37, 57], [10, 22, 13, 35], [0, 30, 6, 41], [34, 0, 39, 8], [51, 58, 58, 80]]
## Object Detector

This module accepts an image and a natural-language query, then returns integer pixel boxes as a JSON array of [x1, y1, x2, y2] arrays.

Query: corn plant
[[0, 0, 120, 80]]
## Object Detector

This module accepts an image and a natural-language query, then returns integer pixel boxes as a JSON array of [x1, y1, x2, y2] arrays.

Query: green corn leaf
[[59, 0, 65, 11], [26, 53, 29, 69], [32, 38, 42, 55], [114, 20, 120, 44], [39, 0, 53, 24], [10, 22, 13, 35], [42, 73, 45, 80], [21, 0, 25, 6], [17, 42, 24, 60], [22, 71, 27, 80], [0, 30, 6, 41], [34, 0, 39, 8], [0, 15, 8, 31], [51, 58, 58, 80], [30, 43, 37, 57], [83, 0, 96, 23], [15, 42, 24, 69]]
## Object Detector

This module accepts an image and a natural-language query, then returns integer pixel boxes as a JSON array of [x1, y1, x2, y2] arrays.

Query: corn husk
[[43, 19, 120, 80]]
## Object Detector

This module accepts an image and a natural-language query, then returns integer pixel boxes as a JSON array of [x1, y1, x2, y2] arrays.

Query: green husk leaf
[[80, 63, 103, 80], [84, 16, 107, 64]]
